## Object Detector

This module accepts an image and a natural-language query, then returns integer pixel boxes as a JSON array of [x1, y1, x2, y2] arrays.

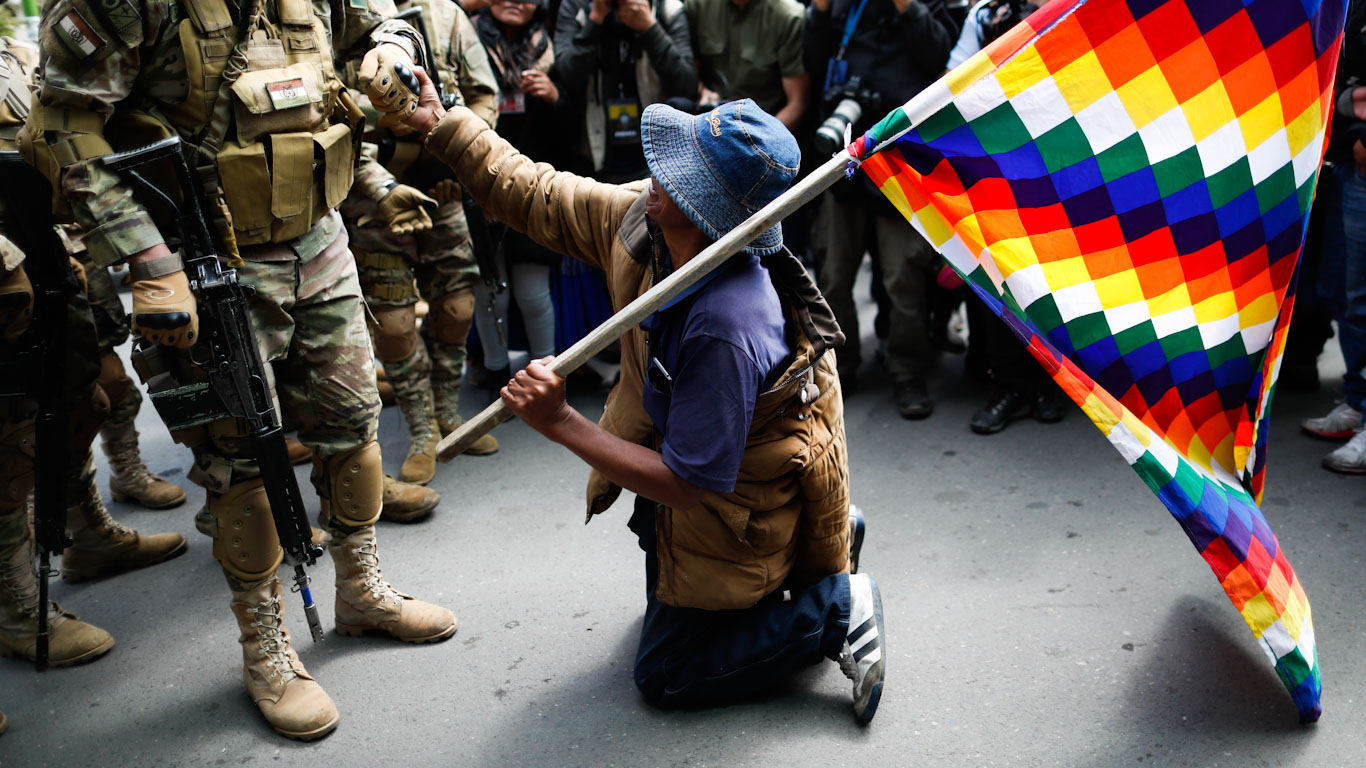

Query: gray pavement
[[3, 268, 1366, 767]]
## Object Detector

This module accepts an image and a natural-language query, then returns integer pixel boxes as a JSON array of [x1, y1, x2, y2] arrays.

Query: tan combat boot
[[397, 391, 439, 485], [230, 577, 339, 741], [329, 526, 456, 642], [437, 414, 499, 457], [61, 483, 187, 582], [0, 533, 114, 665], [101, 421, 187, 510], [381, 475, 439, 523]]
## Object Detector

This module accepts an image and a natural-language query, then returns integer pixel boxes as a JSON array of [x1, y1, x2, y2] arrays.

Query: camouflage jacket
[[34, 0, 420, 267]]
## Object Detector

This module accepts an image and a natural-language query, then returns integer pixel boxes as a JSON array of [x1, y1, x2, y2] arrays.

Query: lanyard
[[836, 0, 872, 61]]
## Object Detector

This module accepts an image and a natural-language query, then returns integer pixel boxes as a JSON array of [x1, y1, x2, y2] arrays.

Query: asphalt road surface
[[2, 266, 1363, 767]]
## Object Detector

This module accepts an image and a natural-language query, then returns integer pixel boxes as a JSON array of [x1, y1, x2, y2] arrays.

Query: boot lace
[[106, 437, 160, 488], [248, 597, 297, 681], [86, 495, 135, 539], [0, 554, 40, 618], [351, 541, 402, 606]]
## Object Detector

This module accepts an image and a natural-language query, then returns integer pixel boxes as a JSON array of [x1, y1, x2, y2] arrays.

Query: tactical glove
[[367, 184, 439, 235], [359, 43, 420, 119], [130, 258, 199, 348]]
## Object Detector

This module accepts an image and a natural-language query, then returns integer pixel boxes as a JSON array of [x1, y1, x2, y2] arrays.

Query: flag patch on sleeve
[[56, 10, 106, 59]]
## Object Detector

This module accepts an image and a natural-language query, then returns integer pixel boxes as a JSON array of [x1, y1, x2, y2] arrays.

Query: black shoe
[[895, 379, 934, 420], [1032, 388, 1068, 423], [468, 363, 511, 391], [847, 504, 865, 574], [969, 389, 1031, 434]]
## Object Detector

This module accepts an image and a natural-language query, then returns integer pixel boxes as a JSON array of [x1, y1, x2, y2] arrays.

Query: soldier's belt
[[353, 250, 410, 270]]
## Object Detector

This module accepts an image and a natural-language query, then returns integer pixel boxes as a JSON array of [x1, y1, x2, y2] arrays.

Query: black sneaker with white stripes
[[838, 573, 885, 724]]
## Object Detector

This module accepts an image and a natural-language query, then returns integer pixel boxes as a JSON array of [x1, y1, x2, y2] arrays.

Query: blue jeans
[[1318, 163, 1366, 410], [629, 500, 851, 708]]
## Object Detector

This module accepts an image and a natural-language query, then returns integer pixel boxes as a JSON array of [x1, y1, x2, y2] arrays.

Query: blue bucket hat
[[641, 99, 800, 256]]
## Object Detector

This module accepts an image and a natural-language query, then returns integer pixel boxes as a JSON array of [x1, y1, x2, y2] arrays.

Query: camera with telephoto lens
[[815, 76, 881, 156]]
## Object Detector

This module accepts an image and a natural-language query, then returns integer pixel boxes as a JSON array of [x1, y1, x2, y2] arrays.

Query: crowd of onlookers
[[456, 0, 1063, 431]]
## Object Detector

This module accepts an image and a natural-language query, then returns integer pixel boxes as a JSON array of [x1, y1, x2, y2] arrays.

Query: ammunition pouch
[[128, 342, 223, 447], [21, 106, 111, 217]]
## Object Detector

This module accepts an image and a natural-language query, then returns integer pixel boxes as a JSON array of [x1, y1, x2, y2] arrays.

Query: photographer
[[554, 0, 698, 182], [686, 0, 810, 134], [805, 0, 953, 418]]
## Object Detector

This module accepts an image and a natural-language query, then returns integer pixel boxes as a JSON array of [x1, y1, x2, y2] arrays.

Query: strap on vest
[[182, 0, 235, 36], [276, 0, 312, 27]]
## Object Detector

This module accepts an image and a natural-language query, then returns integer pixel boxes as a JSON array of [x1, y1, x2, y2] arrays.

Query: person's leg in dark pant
[[628, 500, 851, 708]]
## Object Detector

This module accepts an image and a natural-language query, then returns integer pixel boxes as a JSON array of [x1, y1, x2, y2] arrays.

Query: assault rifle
[[0, 152, 77, 671], [102, 137, 324, 642], [392, 7, 508, 344]]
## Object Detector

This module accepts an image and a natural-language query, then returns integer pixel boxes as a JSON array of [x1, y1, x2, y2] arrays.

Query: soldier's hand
[[375, 184, 439, 235], [429, 178, 461, 203], [130, 258, 199, 348], [398, 65, 446, 137], [359, 43, 420, 118], [68, 257, 88, 294]]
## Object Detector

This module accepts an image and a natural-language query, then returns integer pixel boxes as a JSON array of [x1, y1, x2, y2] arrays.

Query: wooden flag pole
[[437, 150, 854, 461]]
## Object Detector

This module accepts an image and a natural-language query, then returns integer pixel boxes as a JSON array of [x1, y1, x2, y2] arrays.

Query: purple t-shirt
[[639, 253, 791, 494]]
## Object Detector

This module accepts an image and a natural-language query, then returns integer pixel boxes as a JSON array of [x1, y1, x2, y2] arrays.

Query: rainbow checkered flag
[[848, 0, 1346, 721]]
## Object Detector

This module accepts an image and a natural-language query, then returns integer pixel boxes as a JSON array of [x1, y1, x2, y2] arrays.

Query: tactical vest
[[0, 39, 35, 152], [154, 0, 361, 246]]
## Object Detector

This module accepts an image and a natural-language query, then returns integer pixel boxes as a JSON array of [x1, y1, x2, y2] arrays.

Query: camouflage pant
[[340, 193, 480, 428], [0, 286, 107, 550], [78, 251, 142, 427], [182, 217, 380, 501]]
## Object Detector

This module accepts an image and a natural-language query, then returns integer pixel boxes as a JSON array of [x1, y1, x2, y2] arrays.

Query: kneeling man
[[403, 71, 887, 722]]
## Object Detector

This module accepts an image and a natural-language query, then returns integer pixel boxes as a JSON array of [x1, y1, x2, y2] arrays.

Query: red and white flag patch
[[56, 10, 106, 59]]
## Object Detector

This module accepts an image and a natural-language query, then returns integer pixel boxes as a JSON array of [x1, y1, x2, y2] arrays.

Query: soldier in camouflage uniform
[[1, 37, 186, 673], [69, 236, 189, 510], [341, 0, 500, 487], [27, 0, 456, 740]]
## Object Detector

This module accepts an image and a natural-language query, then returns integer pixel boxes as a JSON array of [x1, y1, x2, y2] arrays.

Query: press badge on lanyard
[[499, 91, 527, 114], [608, 98, 641, 145], [824, 0, 871, 92]]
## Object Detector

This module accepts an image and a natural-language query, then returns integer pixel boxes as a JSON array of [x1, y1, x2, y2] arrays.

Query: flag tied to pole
[[848, 0, 1347, 721]]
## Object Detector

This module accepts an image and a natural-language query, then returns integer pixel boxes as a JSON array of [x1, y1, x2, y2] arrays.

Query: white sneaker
[[1301, 402, 1362, 440], [838, 573, 885, 724], [1324, 430, 1366, 474]]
